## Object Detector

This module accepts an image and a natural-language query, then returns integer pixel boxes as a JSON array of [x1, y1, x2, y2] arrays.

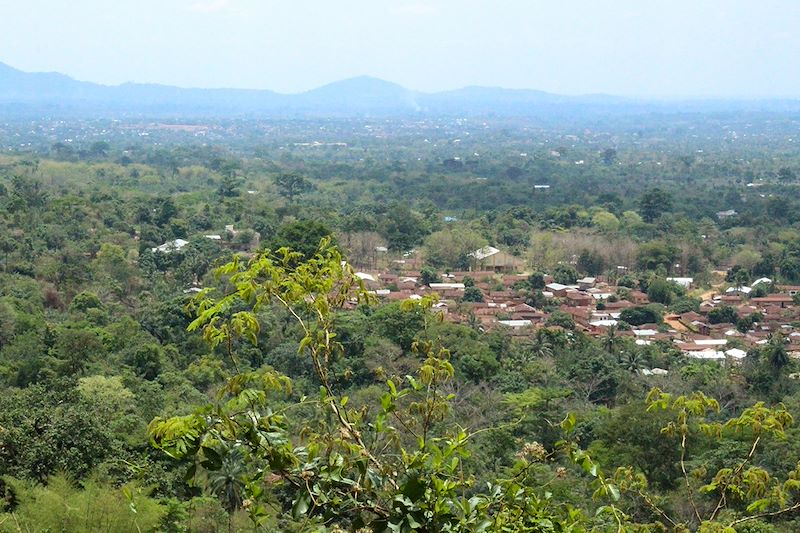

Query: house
[[716, 209, 737, 220], [667, 277, 694, 289], [468, 246, 524, 273], [152, 239, 189, 253], [640, 368, 669, 376], [370, 289, 391, 297], [355, 272, 381, 289], [604, 299, 634, 311], [590, 319, 618, 329], [577, 277, 596, 290], [450, 271, 495, 281], [509, 304, 546, 322], [778, 285, 800, 296], [355, 272, 377, 283], [545, 283, 568, 297], [502, 275, 529, 288], [560, 305, 593, 327], [591, 292, 613, 301], [726, 286, 752, 296], [565, 290, 593, 307], [679, 311, 704, 324], [497, 319, 533, 329], [379, 273, 398, 284], [429, 283, 465, 291], [397, 277, 417, 290], [752, 295, 794, 308], [628, 290, 649, 304]]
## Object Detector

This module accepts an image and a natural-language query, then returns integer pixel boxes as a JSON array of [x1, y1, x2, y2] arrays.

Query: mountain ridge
[[1, 60, 799, 117], [0, 60, 624, 113]]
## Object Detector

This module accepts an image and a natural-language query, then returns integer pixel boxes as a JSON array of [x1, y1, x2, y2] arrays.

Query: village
[[345, 244, 800, 363], [149, 229, 800, 365]]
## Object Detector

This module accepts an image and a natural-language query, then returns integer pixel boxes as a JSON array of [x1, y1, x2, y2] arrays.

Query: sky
[[1, 0, 799, 98]]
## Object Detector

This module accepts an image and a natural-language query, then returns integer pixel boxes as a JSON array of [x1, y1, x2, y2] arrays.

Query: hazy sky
[[2, 0, 799, 97]]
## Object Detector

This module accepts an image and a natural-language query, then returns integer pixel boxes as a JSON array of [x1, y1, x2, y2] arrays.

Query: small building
[[468, 246, 525, 273], [152, 239, 189, 253], [429, 282, 465, 292], [778, 285, 800, 296], [355, 272, 381, 289], [497, 319, 533, 329], [691, 321, 711, 336], [509, 304, 546, 322], [752, 294, 794, 308], [667, 277, 694, 289], [604, 299, 634, 311], [355, 272, 377, 283], [628, 290, 649, 304], [726, 286, 752, 296], [565, 290, 593, 307], [545, 283, 568, 297]]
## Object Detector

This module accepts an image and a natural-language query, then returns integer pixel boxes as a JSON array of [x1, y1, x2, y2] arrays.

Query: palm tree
[[767, 334, 790, 377], [528, 330, 554, 360], [207, 447, 247, 532], [602, 324, 618, 353], [620, 351, 644, 373]]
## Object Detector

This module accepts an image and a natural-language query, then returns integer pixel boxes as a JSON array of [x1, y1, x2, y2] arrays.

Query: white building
[[152, 239, 189, 253]]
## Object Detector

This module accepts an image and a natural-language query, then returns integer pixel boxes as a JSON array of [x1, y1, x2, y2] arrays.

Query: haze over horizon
[[3, 0, 800, 99]]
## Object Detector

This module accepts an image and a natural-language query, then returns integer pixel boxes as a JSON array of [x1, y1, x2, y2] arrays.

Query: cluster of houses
[[163, 236, 800, 364], [350, 247, 800, 363], [150, 225, 260, 254]]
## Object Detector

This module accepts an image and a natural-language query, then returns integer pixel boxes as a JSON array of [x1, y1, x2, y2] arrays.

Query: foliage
[[274, 173, 313, 203], [708, 306, 739, 325], [647, 278, 676, 305], [620, 306, 661, 326], [0, 475, 164, 533], [553, 264, 578, 285], [270, 220, 335, 261], [6, 112, 800, 530], [462, 285, 484, 303], [609, 388, 800, 531], [149, 241, 631, 531]]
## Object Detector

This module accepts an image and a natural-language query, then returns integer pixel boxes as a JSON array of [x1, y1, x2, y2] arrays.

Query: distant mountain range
[[2, 61, 799, 118]]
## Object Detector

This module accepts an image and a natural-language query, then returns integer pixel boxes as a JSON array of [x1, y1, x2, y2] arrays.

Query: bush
[[545, 311, 575, 330], [553, 264, 578, 285], [708, 305, 738, 325], [0, 475, 164, 532], [69, 291, 103, 312], [669, 297, 700, 314], [646, 278, 675, 305], [527, 272, 545, 289], [462, 286, 484, 303], [420, 266, 442, 286], [619, 306, 661, 326]]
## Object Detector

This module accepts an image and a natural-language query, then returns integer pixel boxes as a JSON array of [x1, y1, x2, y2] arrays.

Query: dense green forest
[[2, 113, 800, 532]]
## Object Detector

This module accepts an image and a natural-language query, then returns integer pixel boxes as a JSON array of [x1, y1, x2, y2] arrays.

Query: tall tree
[[638, 188, 672, 223], [273, 172, 312, 203]]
